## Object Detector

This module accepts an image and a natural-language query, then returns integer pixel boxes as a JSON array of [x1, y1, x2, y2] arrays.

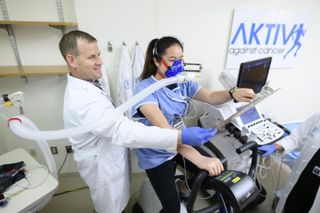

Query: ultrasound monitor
[[237, 57, 272, 93], [236, 105, 262, 126]]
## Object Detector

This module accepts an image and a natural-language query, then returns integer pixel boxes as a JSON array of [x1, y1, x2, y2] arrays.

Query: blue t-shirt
[[131, 76, 200, 169]]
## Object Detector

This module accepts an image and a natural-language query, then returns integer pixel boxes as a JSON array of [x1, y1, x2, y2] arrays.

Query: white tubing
[[17, 116, 58, 179], [8, 73, 193, 141]]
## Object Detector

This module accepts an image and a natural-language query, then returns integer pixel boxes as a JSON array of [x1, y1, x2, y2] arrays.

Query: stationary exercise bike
[[133, 137, 262, 213]]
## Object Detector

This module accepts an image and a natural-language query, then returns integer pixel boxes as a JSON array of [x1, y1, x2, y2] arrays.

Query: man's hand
[[258, 144, 276, 157], [181, 127, 217, 146]]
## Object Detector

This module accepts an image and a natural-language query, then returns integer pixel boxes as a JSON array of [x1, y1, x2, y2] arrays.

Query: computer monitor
[[237, 57, 272, 93]]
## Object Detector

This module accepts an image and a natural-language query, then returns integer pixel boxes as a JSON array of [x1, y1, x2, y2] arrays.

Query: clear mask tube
[[8, 72, 194, 141]]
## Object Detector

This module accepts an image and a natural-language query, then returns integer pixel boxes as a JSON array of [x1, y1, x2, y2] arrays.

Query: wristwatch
[[229, 87, 237, 102]]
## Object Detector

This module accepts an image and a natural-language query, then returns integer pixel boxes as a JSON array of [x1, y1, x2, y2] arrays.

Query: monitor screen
[[236, 105, 261, 125], [237, 57, 272, 93]]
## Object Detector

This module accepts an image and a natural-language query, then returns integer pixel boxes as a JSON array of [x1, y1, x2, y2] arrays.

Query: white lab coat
[[63, 75, 178, 213], [116, 45, 133, 117], [100, 64, 112, 101], [131, 43, 144, 91], [275, 112, 320, 213]]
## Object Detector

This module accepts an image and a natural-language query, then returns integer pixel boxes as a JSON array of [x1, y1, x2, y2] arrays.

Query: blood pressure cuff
[[0, 161, 25, 193]]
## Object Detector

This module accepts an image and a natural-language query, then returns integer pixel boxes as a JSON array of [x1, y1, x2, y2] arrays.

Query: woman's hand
[[233, 88, 255, 102], [197, 156, 224, 176]]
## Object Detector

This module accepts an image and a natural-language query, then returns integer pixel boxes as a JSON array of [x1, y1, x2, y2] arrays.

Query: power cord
[[53, 186, 89, 197], [23, 165, 49, 189], [4, 165, 49, 198], [54, 152, 90, 197], [256, 153, 284, 199], [58, 152, 69, 175], [181, 156, 214, 200], [183, 98, 198, 120], [257, 153, 279, 179]]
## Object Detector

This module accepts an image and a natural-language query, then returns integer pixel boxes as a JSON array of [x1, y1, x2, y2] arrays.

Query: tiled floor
[[39, 173, 95, 213], [39, 172, 146, 213], [40, 157, 291, 213]]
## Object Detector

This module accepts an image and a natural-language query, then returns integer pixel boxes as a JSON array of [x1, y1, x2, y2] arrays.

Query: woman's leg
[[145, 160, 180, 213]]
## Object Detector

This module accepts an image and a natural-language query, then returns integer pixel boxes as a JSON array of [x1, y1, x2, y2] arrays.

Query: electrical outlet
[[50, 146, 58, 155], [65, 145, 73, 153], [30, 149, 38, 158]]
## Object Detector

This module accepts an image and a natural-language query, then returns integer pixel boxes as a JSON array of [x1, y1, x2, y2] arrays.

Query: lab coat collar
[[68, 74, 106, 94]]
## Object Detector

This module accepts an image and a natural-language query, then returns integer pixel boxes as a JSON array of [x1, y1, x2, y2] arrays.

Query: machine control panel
[[200, 85, 285, 145], [244, 119, 284, 145], [233, 105, 284, 145]]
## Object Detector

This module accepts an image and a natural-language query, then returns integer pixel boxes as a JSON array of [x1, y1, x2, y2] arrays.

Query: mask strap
[[156, 69, 166, 78], [157, 58, 170, 78], [161, 58, 170, 69]]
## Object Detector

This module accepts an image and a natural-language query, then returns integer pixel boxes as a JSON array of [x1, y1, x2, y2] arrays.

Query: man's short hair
[[59, 30, 97, 60]]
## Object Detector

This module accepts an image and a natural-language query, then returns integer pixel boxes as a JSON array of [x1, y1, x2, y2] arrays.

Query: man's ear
[[66, 54, 77, 69]]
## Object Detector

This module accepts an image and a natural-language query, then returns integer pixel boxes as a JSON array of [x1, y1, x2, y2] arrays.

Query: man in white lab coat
[[259, 112, 320, 212], [59, 30, 216, 213]]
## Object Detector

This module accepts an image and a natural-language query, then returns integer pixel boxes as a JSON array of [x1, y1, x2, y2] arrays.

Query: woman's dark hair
[[140, 36, 183, 80]]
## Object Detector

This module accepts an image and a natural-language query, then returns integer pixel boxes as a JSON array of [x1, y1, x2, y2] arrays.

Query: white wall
[[74, 0, 320, 123], [0, 0, 76, 66], [0, 0, 78, 173], [1, 0, 319, 173]]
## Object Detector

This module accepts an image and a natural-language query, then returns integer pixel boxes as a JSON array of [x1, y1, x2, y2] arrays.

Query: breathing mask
[[161, 59, 184, 78]]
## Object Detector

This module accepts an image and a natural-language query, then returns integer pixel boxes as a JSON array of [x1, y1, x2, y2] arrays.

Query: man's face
[[67, 38, 102, 81]]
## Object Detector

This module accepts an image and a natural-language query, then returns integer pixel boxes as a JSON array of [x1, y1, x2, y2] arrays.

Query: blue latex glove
[[181, 127, 218, 146], [258, 144, 276, 157]]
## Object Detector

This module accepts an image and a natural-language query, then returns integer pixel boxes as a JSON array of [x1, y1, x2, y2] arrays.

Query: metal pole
[[0, 0, 26, 81], [55, 0, 66, 34]]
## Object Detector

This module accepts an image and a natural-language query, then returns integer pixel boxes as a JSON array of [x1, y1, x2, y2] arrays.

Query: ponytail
[[140, 39, 159, 80]]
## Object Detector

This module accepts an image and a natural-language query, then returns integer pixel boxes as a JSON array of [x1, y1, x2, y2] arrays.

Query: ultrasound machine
[[200, 57, 285, 146]]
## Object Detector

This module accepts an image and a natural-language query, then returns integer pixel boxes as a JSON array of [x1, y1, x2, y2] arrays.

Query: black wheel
[[132, 202, 144, 213]]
